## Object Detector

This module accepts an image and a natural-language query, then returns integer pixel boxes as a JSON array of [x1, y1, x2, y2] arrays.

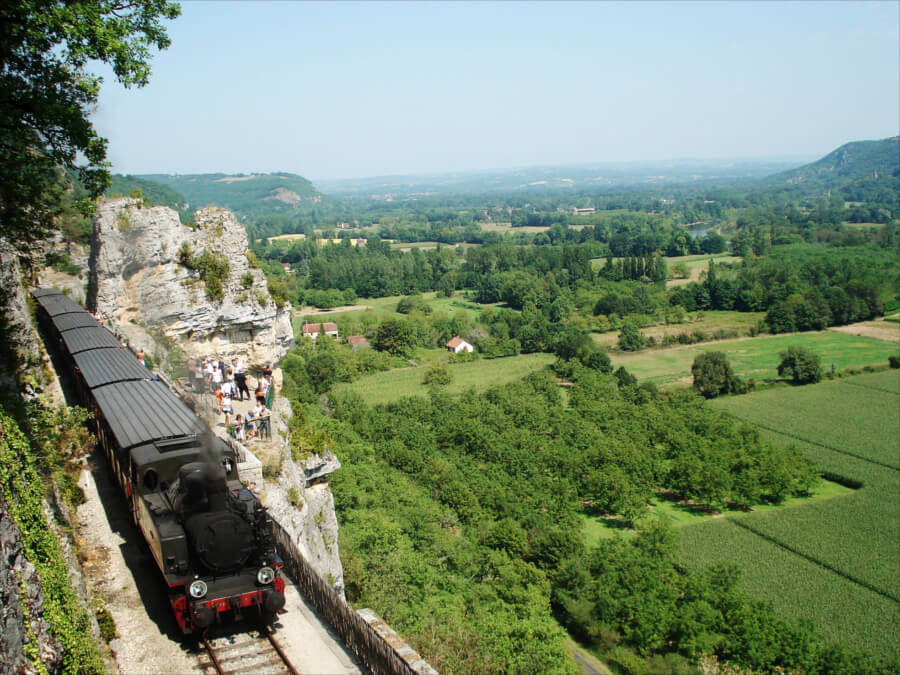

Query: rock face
[[0, 493, 63, 675], [88, 198, 293, 365], [0, 242, 41, 382], [267, 397, 345, 595]]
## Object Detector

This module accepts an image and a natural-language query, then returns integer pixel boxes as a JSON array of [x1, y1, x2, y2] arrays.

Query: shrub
[[618, 322, 647, 351], [777, 346, 822, 385], [691, 351, 744, 398], [241, 272, 254, 289], [889, 355, 899, 369], [423, 362, 453, 386]]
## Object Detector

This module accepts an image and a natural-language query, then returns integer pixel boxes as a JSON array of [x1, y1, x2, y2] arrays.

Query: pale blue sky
[[92, 1, 900, 180]]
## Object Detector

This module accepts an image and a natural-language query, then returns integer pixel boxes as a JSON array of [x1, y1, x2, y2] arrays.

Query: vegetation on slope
[[106, 174, 187, 210], [139, 172, 319, 217], [0, 403, 105, 673]]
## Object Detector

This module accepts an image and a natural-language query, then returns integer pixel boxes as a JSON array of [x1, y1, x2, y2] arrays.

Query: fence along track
[[271, 519, 424, 675], [199, 627, 299, 675]]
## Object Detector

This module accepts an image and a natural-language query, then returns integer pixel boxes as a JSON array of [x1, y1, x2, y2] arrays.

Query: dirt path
[[828, 318, 900, 344], [294, 304, 371, 317]]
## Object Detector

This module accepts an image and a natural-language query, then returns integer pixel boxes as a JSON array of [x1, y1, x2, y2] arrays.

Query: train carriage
[[31, 289, 285, 633]]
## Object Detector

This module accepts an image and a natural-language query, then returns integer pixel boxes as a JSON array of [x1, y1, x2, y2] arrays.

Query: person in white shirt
[[257, 403, 271, 439], [211, 363, 223, 391]]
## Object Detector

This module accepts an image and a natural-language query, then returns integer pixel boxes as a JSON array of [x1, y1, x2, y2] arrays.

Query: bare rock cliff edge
[[88, 198, 293, 365]]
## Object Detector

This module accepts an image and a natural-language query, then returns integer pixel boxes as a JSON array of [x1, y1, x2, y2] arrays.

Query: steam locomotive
[[32, 288, 286, 633]]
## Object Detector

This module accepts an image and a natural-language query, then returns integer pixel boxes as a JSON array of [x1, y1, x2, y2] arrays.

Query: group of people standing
[[189, 356, 275, 442]]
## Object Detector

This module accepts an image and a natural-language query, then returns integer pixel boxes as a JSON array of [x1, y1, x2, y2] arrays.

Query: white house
[[446, 336, 473, 354]]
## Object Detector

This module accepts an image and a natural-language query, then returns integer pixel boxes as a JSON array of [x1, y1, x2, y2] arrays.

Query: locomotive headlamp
[[189, 579, 208, 599], [257, 566, 275, 585]]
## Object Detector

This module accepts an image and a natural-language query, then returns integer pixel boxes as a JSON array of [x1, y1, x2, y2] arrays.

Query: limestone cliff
[[88, 198, 293, 366]]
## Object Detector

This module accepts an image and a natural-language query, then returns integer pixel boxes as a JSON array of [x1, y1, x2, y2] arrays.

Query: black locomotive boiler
[[32, 288, 286, 633]]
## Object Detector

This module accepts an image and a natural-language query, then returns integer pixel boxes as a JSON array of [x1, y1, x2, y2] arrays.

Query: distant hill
[[316, 158, 806, 198], [106, 174, 186, 210], [137, 172, 319, 218], [762, 136, 899, 193]]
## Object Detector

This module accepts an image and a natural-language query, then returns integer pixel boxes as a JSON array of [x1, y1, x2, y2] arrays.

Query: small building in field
[[321, 322, 339, 338], [446, 336, 473, 354], [347, 335, 370, 350]]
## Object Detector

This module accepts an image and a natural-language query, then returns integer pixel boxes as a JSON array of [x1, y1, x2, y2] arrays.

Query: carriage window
[[142, 469, 159, 491]]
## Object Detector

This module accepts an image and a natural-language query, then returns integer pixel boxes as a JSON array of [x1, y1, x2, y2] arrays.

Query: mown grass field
[[608, 331, 899, 387], [678, 369, 900, 658], [333, 352, 555, 406], [591, 310, 764, 348], [292, 293, 487, 334]]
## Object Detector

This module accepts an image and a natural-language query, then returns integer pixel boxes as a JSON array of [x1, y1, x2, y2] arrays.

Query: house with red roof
[[301, 322, 339, 339], [445, 336, 473, 354]]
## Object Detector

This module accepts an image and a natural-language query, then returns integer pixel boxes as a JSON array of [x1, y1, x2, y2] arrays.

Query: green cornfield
[[680, 370, 900, 659]]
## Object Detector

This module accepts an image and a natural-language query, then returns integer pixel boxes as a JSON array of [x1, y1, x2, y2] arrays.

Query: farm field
[[680, 517, 899, 658], [389, 241, 477, 251], [292, 293, 487, 334], [665, 253, 742, 286], [333, 352, 555, 406], [607, 331, 899, 387], [678, 369, 900, 659], [591, 311, 764, 348]]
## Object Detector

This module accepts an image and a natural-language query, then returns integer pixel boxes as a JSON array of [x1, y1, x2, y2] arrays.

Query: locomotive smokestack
[[196, 430, 228, 511]]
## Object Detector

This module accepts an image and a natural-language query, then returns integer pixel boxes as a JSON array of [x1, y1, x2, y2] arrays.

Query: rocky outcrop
[[88, 198, 293, 366], [88, 198, 345, 595], [0, 243, 41, 384]]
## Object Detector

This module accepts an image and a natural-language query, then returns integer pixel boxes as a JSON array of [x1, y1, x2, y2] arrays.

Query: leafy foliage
[[0, 0, 180, 251], [691, 352, 744, 398], [777, 346, 822, 385], [106, 174, 185, 210], [139, 172, 318, 217], [178, 247, 231, 301]]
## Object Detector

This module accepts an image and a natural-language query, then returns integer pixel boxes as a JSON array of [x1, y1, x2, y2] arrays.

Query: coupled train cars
[[32, 288, 286, 633]]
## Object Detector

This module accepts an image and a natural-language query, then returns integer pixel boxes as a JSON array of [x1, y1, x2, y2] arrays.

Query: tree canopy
[[0, 0, 180, 251]]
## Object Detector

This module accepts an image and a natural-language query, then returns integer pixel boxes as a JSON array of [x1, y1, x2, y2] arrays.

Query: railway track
[[199, 625, 300, 675]]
